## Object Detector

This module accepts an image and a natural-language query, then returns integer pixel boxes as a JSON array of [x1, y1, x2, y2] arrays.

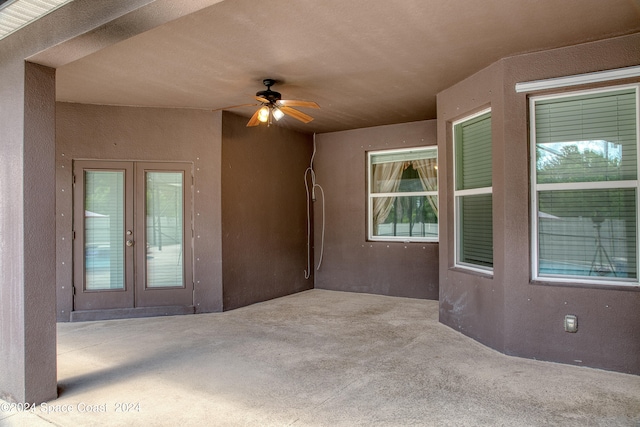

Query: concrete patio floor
[[2, 289, 639, 426]]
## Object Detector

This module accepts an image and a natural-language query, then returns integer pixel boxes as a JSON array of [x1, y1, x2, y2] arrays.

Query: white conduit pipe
[[304, 134, 325, 279]]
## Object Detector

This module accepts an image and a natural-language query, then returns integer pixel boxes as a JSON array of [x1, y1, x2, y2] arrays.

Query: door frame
[[72, 160, 194, 317]]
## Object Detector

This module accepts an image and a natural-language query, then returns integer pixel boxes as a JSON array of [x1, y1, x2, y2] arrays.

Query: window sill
[[368, 239, 439, 244], [450, 264, 494, 279], [530, 278, 640, 292]]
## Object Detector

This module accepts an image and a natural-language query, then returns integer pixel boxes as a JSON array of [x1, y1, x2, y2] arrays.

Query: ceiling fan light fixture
[[258, 106, 270, 122], [272, 107, 284, 121], [238, 79, 319, 127]]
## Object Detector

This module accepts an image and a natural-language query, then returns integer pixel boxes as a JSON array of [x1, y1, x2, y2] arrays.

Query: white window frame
[[453, 108, 493, 274], [367, 146, 438, 243], [515, 65, 640, 93], [530, 84, 640, 286]]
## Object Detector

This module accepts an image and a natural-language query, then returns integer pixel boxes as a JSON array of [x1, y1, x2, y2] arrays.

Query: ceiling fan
[[229, 79, 320, 127]]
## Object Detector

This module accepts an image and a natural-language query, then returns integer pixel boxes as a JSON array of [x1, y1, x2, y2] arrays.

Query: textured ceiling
[[55, 0, 640, 134]]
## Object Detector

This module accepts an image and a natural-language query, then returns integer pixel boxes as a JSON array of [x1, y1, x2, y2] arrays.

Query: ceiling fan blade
[[246, 109, 261, 127], [255, 96, 269, 103], [279, 99, 320, 109], [280, 106, 314, 123], [212, 103, 259, 112]]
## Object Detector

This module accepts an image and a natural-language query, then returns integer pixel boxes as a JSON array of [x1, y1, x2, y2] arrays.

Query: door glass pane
[[146, 172, 184, 288], [84, 171, 125, 290]]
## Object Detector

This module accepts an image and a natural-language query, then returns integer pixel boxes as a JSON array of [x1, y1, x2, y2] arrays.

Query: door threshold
[[70, 305, 195, 322]]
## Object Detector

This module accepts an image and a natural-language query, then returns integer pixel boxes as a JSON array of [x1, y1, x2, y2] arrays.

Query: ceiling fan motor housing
[[256, 90, 282, 103], [256, 78, 281, 103]]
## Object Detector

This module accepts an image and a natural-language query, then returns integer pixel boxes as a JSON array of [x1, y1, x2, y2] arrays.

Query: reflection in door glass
[[84, 171, 125, 290], [146, 172, 184, 288]]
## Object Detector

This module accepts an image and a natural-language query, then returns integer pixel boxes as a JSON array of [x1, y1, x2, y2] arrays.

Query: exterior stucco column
[[0, 62, 57, 403]]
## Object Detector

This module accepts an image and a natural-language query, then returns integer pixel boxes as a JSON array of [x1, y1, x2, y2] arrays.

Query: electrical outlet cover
[[564, 314, 578, 333]]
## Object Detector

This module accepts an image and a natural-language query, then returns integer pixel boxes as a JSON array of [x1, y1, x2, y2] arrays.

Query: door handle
[[126, 240, 134, 247]]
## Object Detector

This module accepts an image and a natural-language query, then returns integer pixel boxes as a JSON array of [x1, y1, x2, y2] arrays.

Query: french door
[[73, 161, 193, 311]]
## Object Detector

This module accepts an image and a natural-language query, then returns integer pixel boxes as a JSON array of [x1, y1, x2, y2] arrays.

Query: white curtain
[[372, 161, 405, 233], [412, 158, 438, 217]]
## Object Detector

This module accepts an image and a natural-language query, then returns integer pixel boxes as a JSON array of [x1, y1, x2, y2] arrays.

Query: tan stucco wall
[[56, 103, 224, 320], [314, 120, 440, 300], [221, 112, 314, 310], [437, 32, 640, 373]]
